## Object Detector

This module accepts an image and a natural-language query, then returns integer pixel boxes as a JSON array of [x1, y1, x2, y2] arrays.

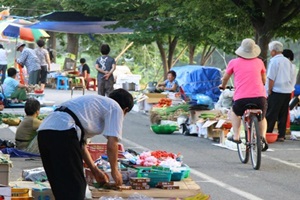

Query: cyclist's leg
[[231, 99, 246, 141], [256, 97, 268, 139], [230, 109, 242, 140]]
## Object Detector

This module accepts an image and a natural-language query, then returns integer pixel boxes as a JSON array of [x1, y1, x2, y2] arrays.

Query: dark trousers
[[266, 92, 291, 139], [38, 129, 86, 200]]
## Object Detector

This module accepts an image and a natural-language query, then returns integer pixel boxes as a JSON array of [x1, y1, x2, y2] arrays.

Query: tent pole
[[115, 42, 134, 62]]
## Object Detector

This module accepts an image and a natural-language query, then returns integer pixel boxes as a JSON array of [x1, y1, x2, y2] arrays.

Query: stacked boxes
[[129, 178, 150, 190]]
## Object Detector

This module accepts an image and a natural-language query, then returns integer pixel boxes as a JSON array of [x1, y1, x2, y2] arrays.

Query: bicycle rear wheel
[[237, 120, 249, 163], [250, 115, 261, 170]]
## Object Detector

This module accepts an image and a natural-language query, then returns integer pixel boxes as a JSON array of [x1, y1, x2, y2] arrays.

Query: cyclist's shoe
[[227, 135, 242, 144], [261, 137, 269, 152]]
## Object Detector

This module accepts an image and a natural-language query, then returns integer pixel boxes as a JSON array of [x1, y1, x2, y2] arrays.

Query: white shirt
[[0, 49, 7, 65], [266, 54, 295, 94], [38, 95, 124, 140]]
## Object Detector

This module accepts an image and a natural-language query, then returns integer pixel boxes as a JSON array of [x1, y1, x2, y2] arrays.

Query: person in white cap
[[16, 42, 41, 85], [265, 41, 296, 142], [220, 38, 268, 151]]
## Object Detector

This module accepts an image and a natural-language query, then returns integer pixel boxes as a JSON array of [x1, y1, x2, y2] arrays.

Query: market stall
[[83, 144, 210, 199]]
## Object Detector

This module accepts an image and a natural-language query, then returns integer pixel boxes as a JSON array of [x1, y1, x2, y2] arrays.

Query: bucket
[[122, 82, 136, 91]]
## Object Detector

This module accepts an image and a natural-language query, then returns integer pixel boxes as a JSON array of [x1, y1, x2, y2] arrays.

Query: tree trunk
[[157, 36, 178, 79], [200, 44, 216, 66], [156, 40, 168, 79], [63, 34, 79, 71], [47, 32, 56, 63], [188, 44, 196, 64], [167, 36, 178, 72], [254, 29, 273, 68]]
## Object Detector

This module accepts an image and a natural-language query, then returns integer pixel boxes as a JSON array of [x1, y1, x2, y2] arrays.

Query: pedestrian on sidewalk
[[37, 89, 133, 200], [265, 41, 297, 142], [0, 44, 8, 84], [35, 39, 51, 90], [95, 44, 116, 96]]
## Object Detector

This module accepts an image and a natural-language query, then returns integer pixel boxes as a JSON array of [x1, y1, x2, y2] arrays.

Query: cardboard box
[[11, 188, 30, 197], [0, 185, 11, 200], [145, 93, 167, 104], [0, 164, 9, 186]]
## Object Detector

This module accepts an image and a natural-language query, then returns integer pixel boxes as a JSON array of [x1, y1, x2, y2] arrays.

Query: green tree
[[231, 0, 300, 63]]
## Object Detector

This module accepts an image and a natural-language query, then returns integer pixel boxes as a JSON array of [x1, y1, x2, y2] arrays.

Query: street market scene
[[1, 1, 300, 200]]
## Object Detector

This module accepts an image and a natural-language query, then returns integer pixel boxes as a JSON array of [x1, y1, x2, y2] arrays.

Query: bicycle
[[237, 103, 263, 170]]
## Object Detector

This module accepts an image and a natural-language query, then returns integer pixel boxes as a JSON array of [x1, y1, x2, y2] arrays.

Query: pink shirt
[[226, 57, 266, 101]]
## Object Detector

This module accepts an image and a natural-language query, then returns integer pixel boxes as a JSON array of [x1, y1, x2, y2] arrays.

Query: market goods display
[[150, 104, 190, 121], [0, 113, 23, 126], [151, 124, 178, 134], [154, 98, 172, 108]]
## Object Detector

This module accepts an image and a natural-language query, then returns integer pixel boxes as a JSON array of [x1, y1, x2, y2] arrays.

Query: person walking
[[16, 42, 41, 85], [265, 41, 297, 142], [35, 39, 51, 90], [0, 44, 8, 84], [95, 44, 116, 96], [37, 89, 133, 200]]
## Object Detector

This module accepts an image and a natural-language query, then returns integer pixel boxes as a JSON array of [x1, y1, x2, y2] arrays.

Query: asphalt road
[[2, 88, 300, 199]]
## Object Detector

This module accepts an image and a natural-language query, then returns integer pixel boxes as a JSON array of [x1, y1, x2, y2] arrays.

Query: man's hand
[[111, 170, 122, 186], [103, 72, 111, 80], [0, 104, 4, 111], [91, 167, 109, 184]]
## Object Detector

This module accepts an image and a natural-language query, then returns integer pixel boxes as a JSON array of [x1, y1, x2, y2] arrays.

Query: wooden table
[[91, 178, 202, 199]]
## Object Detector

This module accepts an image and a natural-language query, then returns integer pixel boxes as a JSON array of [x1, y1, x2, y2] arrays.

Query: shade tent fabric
[[27, 21, 133, 34], [25, 11, 133, 34]]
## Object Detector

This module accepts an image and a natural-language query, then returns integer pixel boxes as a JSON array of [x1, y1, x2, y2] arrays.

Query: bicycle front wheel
[[250, 115, 261, 170], [237, 120, 249, 164]]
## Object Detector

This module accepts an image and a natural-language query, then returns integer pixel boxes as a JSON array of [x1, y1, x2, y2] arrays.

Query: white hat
[[16, 42, 25, 51], [235, 38, 261, 59]]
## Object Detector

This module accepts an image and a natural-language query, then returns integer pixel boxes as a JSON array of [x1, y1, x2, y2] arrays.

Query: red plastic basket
[[87, 143, 125, 161]]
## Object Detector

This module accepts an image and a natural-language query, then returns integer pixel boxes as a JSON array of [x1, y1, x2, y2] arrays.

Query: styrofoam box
[[0, 185, 11, 200], [0, 164, 9, 186], [291, 131, 300, 137]]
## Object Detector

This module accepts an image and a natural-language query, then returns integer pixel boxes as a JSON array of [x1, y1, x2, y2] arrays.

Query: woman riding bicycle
[[220, 38, 268, 151]]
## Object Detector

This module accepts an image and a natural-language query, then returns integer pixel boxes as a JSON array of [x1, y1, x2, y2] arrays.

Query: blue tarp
[[172, 65, 222, 102], [1, 148, 40, 157]]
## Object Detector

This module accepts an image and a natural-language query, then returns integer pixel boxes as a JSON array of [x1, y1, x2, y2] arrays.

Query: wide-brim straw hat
[[235, 38, 261, 59]]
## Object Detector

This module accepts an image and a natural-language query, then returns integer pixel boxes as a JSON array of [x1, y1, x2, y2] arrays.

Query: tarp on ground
[[171, 65, 222, 102], [27, 11, 133, 34]]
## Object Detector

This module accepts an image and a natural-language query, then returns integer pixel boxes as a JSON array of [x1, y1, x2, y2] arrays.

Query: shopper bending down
[[220, 38, 268, 151], [37, 89, 133, 200], [15, 98, 41, 154]]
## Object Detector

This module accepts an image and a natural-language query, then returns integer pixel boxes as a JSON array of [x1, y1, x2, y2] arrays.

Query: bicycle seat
[[244, 103, 259, 109]]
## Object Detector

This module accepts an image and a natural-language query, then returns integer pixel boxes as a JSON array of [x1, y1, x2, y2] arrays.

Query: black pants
[[266, 92, 291, 139], [40, 65, 48, 84], [38, 129, 86, 200]]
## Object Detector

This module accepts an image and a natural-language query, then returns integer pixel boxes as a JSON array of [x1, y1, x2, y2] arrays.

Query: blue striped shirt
[[38, 95, 124, 140], [17, 47, 41, 74]]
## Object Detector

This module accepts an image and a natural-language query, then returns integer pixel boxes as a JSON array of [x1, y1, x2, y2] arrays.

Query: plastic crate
[[137, 168, 172, 187], [87, 143, 125, 161], [171, 171, 185, 181]]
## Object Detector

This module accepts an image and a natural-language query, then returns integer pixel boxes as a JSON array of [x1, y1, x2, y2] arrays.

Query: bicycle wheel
[[250, 115, 261, 170], [237, 119, 249, 163]]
